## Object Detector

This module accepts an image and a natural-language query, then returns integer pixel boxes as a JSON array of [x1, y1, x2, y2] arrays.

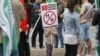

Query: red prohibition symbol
[[43, 11, 56, 25]]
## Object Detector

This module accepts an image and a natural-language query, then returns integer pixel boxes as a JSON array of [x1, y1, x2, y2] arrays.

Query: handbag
[[63, 34, 78, 45], [80, 19, 87, 24]]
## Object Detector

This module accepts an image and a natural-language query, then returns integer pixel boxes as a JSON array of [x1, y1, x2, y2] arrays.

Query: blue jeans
[[0, 44, 3, 56], [55, 23, 64, 48], [80, 22, 90, 41]]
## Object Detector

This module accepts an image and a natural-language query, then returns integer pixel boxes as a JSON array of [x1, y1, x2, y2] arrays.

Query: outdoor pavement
[[30, 26, 97, 56], [30, 48, 96, 56]]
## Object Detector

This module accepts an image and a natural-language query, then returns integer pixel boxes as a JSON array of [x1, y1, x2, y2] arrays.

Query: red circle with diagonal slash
[[43, 11, 56, 25]]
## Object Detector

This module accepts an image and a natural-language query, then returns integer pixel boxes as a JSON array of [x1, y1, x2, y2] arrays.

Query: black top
[[92, 9, 100, 39], [32, 3, 40, 21], [31, 2, 42, 27], [57, 2, 64, 23]]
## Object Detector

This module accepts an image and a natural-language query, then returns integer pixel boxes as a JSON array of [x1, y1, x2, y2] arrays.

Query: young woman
[[77, 0, 93, 56], [63, 0, 80, 56]]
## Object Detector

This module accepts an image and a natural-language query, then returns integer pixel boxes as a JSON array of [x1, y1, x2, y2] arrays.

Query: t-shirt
[[82, 2, 93, 19]]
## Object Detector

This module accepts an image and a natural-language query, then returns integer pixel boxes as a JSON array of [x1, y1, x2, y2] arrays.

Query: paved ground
[[30, 26, 97, 56], [31, 48, 96, 56]]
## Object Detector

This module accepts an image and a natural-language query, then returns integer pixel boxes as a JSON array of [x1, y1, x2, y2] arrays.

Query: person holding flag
[[31, 0, 44, 49], [0, 0, 24, 56]]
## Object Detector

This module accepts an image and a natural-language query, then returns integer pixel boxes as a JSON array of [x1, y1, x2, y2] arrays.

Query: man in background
[[54, 0, 64, 48], [31, 0, 44, 49], [77, 0, 93, 56]]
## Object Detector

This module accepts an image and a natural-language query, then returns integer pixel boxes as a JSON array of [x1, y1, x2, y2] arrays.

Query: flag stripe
[[1, 0, 18, 56]]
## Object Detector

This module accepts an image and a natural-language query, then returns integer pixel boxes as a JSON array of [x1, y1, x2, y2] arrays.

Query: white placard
[[41, 2, 58, 28]]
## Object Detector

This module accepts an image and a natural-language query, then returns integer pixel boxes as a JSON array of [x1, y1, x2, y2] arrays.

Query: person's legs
[[77, 42, 84, 56], [69, 45, 78, 56], [38, 22, 44, 48], [85, 22, 92, 55], [58, 23, 64, 48], [77, 25, 85, 56], [19, 31, 26, 56], [18, 43, 24, 56], [25, 42, 30, 56], [24, 34, 30, 56], [46, 43, 53, 56], [55, 22, 64, 48], [55, 35, 59, 48], [65, 44, 70, 56], [85, 39, 91, 55], [32, 25, 38, 48], [78, 22, 91, 56]]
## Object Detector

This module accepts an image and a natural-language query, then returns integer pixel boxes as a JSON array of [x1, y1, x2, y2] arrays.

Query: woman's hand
[[80, 16, 87, 24], [80, 19, 87, 24]]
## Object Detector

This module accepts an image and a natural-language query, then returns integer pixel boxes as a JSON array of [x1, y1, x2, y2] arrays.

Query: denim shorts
[[80, 22, 90, 41]]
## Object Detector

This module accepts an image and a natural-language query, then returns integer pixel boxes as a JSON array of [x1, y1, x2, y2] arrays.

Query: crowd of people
[[0, 0, 100, 56]]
